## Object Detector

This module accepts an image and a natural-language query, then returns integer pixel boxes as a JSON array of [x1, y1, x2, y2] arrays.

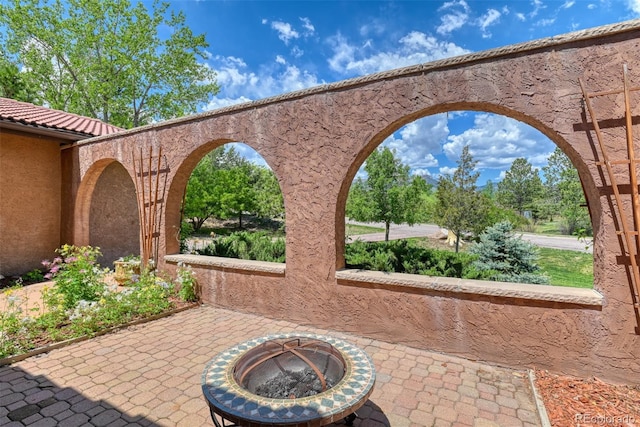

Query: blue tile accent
[[202, 332, 376, 425]]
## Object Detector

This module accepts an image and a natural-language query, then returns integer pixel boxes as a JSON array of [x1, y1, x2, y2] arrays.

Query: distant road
[[347, 221, 593, 253]]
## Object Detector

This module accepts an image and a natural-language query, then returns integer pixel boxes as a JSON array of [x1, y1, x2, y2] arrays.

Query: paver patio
[[0, 305, 543, 426]]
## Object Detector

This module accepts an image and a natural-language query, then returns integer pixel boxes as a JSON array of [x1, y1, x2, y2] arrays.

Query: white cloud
[[328, 31, 469, 76], [442, 114, 555, 171], [530, 0, 545, 17], [439, 166, 458, 176], [437, 12, 469, 35], [535, 18, 556, 27], [204, 96, 253, 111], [562, 1, 575, 9], [437, 0, 470, 35], [291, 46, 304, 58], [516, 12, 526, 21], [271, 21, 300, 44], [381, 115, 448, 169], [204, 55, 324, 111], [628, 0, 640, 14], [299, 17, 315, 35], [478, 8, 501, 38]]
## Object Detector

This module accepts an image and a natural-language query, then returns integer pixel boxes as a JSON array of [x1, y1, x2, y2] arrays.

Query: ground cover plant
[[0, 245, 198, 359]]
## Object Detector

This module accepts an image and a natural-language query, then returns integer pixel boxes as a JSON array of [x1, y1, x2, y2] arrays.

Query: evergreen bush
[[345, 240, 488, 279], [469, 221, 549, 284]]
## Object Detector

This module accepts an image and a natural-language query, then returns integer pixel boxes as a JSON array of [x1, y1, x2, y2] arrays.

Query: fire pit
[[202, 333, 376, 427]]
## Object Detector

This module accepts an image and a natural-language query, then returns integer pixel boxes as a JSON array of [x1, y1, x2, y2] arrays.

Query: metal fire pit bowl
[[202, 333, 376, 427]]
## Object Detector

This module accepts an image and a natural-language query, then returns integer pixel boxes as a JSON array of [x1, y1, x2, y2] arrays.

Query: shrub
[[197, 231, 285, 262], [469, 221, 549, 284], [345, 239, 489, 279], [42, 245, 109, 309], [176, 262, 199, 302]]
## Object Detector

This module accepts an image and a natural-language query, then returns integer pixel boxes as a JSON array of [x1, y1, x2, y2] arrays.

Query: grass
[[533, 220, 565, 235], [346, 224, 385, 235], [405, 236, 594, 288], [537, 247, 593, 288]]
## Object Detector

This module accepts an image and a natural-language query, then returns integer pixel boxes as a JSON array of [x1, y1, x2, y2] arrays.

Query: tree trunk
[[385, 221, 390, 241], [239, 212, 243, 229], [455, 230, 460, 253]]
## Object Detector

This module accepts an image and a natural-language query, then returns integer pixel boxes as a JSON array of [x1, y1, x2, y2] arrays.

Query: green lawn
[[537, 247, 593, 288], [346, 224, 385, 235]]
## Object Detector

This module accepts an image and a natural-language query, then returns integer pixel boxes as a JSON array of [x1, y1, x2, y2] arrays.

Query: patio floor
[[0, 305, 543, 426]]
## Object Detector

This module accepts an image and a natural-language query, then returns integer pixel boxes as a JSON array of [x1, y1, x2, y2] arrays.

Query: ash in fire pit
[[234, 337, 346, 399], [255, 368, 337, 399], [202, 333, 375, 427]]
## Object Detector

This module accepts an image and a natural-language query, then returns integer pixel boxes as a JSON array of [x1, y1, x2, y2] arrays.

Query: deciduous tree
[[346, 147, 425, 241], [0, 0, 218, 128]]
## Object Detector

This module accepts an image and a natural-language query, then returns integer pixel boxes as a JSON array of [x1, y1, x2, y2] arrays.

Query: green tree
[[212, 167, 256, 228], [183, 155, 218, 232], [435, 145, 486, 252], [469, 221, 549, 284], [0, 0, 218, 128], [542, 148, 591, 235], [346, 147, 424, 241], [497, 158, 544, 216], [251, 166, 285, 219], [0, 54, 36, 101]]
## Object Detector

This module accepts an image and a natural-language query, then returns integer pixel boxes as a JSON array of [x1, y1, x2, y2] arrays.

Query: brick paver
[[1, 305, 543, 426]]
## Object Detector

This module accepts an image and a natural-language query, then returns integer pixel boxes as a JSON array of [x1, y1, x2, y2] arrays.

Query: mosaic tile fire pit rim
[[201, 332, 376, 426]]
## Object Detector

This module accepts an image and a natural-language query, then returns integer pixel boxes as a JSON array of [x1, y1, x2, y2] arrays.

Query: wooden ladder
[[132, 146, 168, 269], [579, 65, 640, 334]]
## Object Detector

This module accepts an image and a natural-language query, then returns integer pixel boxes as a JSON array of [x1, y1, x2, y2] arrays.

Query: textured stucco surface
[[0, 129, 61, 276], [89, 162, 140, 267], [65, 22, 640, 383]]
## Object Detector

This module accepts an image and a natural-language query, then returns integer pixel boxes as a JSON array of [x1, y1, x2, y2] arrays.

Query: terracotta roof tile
[[0, 97, 123, 137]]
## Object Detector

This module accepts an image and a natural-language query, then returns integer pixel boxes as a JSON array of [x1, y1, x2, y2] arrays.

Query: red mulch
[[535, 369, 640, 426]]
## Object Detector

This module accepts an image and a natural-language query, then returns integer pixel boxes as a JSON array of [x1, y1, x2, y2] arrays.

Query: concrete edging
[[528, 369, 552, 427]]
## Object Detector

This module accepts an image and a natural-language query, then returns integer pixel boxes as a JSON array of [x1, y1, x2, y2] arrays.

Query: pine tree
[[469, 221, 549, 284], [435, 145, 486, 252]]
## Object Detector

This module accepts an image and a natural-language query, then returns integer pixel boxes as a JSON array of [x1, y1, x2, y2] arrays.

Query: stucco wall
[[0, 129, 61, 276], [67, 21, 640, 384], [89, 162, 140, 267]]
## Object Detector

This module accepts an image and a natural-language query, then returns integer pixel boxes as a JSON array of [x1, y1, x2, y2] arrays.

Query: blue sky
[[162, 0, 640, 184]]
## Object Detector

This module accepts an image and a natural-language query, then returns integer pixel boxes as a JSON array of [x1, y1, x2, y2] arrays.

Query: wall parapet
[[337, 269, 603, 307], [165, 254, 285, 276]]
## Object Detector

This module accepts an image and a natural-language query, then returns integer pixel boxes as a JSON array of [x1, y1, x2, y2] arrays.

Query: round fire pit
[[202, 333, 376, 427]]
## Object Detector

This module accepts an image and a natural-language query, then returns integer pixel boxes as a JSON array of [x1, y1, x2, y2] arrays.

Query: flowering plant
[[42, 245, 109, 309], [176, 262, 199, 302]]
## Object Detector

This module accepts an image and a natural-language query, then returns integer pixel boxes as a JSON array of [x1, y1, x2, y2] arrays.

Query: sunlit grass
[[346, 224, 385, 235], [537, 247, 593, 288]]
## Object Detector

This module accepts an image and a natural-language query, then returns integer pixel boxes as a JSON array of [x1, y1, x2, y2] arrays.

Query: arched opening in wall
[[179, 142, 286, 263], [343, 111, 593, 289], [88, 161, 140, 267]]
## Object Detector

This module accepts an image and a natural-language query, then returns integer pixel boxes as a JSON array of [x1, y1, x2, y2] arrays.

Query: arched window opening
[[344, 111, 593, 288], [180, 142, 286, 263]]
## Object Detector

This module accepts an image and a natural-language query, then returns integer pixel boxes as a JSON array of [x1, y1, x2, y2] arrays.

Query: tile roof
[[0, 97, 123, 138]]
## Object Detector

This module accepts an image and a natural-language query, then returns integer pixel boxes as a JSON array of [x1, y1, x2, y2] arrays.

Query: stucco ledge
[[336, 269, 603, 307], [164, 254, 285, 276]]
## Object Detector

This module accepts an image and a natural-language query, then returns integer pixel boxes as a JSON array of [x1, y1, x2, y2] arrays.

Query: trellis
[[132, 146, 168, 269], [580, 64, 640, 333]]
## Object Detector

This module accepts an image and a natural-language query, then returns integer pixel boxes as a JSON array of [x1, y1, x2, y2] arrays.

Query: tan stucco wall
[[89, 162, 140, 267], [0, 128, 61, 276], [66, 21, 640, 384]]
